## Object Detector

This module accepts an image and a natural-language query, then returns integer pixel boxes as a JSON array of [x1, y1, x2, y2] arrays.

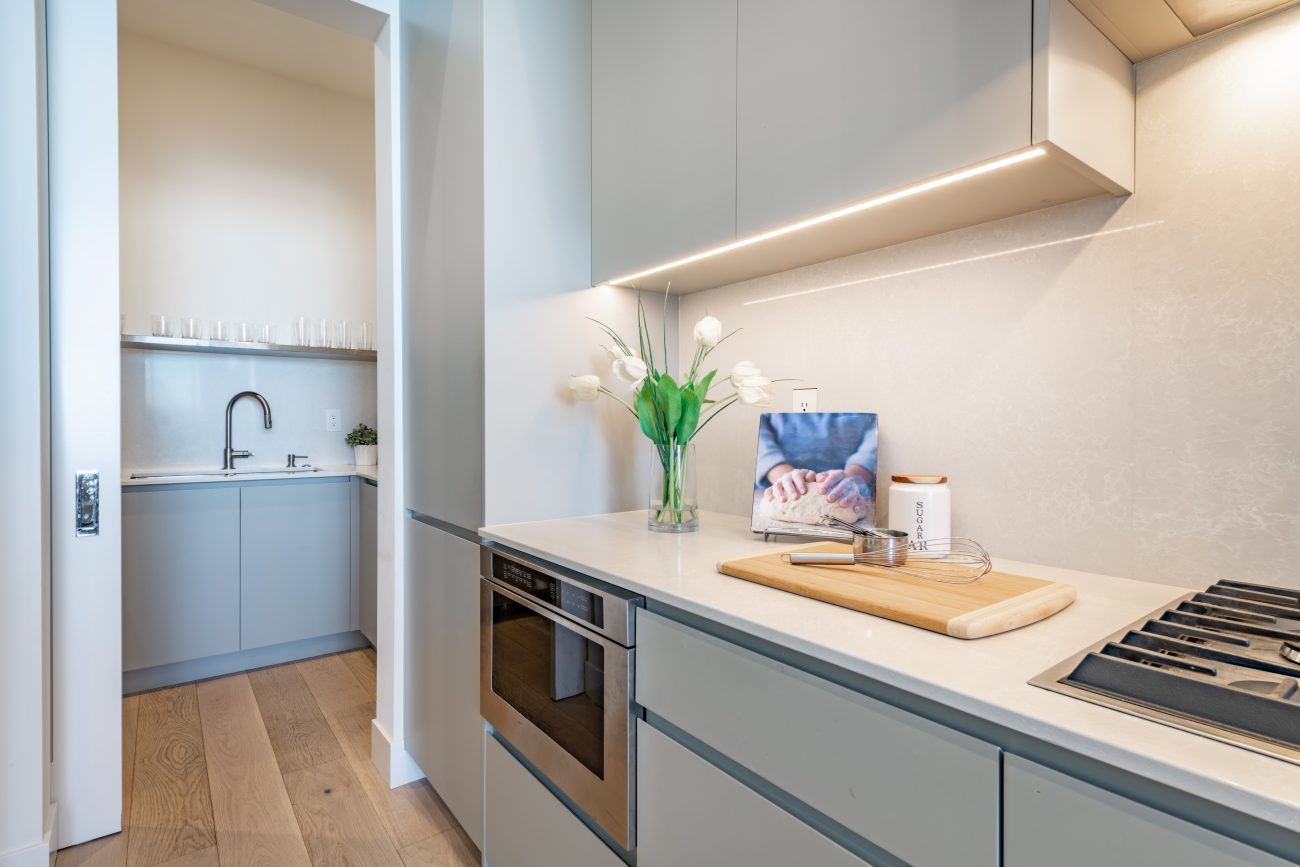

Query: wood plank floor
[[57, 650, 478, 867]]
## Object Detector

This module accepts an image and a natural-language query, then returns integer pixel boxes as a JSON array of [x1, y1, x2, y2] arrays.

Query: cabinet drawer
[[635, 611, 999, 866], [485, 736, 623, 867], [638, 721, 873, 867], [1004, 756, 1292, 867]]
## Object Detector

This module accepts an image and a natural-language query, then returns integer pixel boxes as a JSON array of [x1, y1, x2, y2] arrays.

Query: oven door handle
[[481, 575, 622, 649]]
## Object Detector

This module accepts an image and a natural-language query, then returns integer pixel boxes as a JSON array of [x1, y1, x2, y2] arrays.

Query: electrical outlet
[[325, 409, 341, 432], [793, 388, 818, 413]]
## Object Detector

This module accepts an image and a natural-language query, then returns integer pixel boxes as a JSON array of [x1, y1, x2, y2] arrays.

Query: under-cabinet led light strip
[[602, 147, 1048, 288]]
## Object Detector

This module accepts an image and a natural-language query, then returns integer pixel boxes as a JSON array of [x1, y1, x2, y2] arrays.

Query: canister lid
[[891, 474, 948, 484]]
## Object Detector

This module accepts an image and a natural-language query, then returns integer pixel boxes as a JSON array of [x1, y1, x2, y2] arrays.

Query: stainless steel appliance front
[[480, 547, 643, 849], [1032, 578, 1300, 765]]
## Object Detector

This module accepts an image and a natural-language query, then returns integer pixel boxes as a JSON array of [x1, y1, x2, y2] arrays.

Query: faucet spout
[[223, 391, 273, 470]]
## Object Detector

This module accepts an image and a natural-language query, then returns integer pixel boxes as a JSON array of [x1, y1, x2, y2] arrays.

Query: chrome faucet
[[223, 391, 272, 470]]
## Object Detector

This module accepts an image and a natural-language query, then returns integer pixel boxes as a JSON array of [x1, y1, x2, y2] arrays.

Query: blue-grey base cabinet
[[358, 478, 377, 643], [635, 610, 999, 866], [485, 736, 624, 867], [123, 476, 365, 691], [1004, 755, 1292, 867], [637, 721, 870, 867], [240, 477, 352, 650], [123, 485, 241, 670]]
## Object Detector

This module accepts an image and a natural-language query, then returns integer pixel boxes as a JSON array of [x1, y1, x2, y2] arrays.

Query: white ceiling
[[119, 0, 374, 100]]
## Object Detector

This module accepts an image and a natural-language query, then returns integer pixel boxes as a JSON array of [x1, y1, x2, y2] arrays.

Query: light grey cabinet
[[1004, 756, 1292, 867], [123, 486, 241, 670], [590, 0, 1131, 293], [358, 478, 377, 644], [638, 722, 872, 867], [636, 610, 999, 866], [591, 0, 737, 284], [240, 478, 351, 650], [405, 518, 484, 848], [735, 0, 1030, 235], [485, 735, 624, 867]]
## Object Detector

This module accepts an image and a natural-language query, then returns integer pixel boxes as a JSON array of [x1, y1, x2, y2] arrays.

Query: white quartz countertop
[[122, 464, 378, 486], [480, 510, 1300, 835]]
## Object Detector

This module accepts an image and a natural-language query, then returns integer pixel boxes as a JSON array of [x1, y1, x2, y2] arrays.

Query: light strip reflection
[[742, 220, 1164, 306]]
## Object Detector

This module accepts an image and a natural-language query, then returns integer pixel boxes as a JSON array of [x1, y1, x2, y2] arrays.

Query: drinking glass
[[150, 314, 173, 338], [119, 314, 126, 335], [353, 321, 374, 350], [210, 320, 229, 342], [237, 322, 252, 342], [179, 317, 200, 339], [333, 320, 349, 350], [295, 316, 308, 347]]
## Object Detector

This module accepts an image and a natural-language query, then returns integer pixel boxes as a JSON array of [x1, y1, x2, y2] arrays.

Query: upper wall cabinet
[[591, 0, 1134, 294], [736, 0, 1030, 237], [591, 0, 737, 285]]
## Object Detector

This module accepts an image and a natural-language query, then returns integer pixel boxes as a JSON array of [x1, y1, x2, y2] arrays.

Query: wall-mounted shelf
[[120, 334, 377, 362]]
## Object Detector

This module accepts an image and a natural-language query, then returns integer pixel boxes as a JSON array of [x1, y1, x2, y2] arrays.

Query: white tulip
[[569, 374, 601, 402], [736, 375, 773, 407], [729, 360, 762, 387], [612, 354, 648, 389], [693, 315, 723, 348], [602, 344, 624, 362]]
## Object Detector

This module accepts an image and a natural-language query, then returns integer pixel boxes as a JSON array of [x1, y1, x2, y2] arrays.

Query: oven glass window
[[490, 589, 605, 777]]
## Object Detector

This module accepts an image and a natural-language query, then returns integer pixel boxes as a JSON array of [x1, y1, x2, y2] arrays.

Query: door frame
[[48, 0, 416, 849], [262, 0, 422, 788]]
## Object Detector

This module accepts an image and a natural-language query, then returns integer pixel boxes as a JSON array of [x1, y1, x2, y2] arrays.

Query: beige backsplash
[[678, 7, 1300, 590]]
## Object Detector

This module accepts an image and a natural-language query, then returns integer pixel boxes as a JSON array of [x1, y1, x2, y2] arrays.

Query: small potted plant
[[346, 423, 377, 467]]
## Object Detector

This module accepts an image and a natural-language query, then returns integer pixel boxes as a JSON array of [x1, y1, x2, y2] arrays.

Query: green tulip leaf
[[635, 385, 661, 442], [656, 374, 682, 437], [677, 388, 702, 442]]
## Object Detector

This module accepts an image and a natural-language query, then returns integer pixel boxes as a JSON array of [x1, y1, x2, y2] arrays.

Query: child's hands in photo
[[765, 468, 818, 504]]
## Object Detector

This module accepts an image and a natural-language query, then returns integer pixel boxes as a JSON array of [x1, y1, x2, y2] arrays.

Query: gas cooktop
[[1031, 579, 1300, 765]]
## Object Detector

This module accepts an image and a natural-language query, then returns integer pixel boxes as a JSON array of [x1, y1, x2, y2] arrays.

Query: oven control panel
[[492, 556, 604, 628]]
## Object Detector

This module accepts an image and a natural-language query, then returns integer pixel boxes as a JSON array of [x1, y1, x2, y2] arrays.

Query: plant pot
[[353, 444, 377, 467], [649, 442, 698, 533]]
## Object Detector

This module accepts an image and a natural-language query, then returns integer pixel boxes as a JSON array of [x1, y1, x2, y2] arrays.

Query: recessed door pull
[[75, 471, 100, 537]]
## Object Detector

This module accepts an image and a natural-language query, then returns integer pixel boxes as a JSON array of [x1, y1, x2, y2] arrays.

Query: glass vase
[[649, 442, 698, 533]]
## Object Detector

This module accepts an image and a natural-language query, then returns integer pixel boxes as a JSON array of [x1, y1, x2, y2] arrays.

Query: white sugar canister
[[887, 474, 951, 557]]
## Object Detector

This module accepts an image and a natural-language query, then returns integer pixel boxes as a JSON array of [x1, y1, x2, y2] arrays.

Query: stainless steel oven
[[480, 547, 644, 850]]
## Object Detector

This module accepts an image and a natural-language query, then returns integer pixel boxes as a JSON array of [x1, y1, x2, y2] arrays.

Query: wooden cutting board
[[718, 542, 1076, 639]]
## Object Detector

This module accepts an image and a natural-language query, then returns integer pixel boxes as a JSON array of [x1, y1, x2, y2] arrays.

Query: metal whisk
[[782, 517, 993, 584]]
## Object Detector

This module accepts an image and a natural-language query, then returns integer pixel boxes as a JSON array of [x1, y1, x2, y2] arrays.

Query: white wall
[[0, 1, 53, 862], [121, 350, 378, 469], [679, 7, 1300, 590], [119, 33, 377, 339]]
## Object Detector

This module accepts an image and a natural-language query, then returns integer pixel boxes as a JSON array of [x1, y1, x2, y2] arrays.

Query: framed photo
[[751, 412, 879, 534]]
